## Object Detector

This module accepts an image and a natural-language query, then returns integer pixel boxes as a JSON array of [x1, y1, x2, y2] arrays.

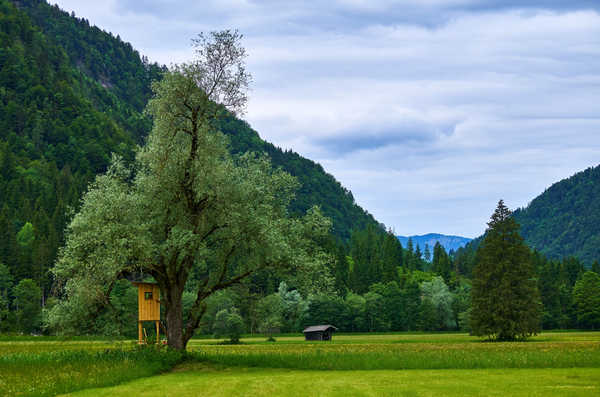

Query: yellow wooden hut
[[132, 282, 161, 344]]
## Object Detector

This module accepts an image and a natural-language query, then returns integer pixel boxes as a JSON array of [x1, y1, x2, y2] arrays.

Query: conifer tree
[[381, 230, 402, 282], [471, 200, 541, 341], [424, 244, 431, 263], [333, 246, 350, 295], [432, 242, 452, 283]]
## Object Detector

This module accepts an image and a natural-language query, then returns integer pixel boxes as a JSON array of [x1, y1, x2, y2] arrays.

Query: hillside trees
[[471, 200, 541, 340], [512, 165, 600, 264], [48, 31, 331, 350], [0, 0, 151, 304]]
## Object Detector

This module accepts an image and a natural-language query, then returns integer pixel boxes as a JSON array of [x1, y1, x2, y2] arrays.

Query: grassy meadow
[[0, 332, 598, 396], [0, 341, 182, 397]]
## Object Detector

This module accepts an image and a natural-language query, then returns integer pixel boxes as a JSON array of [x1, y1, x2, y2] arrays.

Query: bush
[[213, 308, 245, 343]]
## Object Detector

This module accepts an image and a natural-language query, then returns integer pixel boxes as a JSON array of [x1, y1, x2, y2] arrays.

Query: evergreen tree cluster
[[0, 0, 157, 303]]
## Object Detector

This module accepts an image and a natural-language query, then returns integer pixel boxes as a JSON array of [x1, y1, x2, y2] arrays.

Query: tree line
[[3, 219, 599, 337]]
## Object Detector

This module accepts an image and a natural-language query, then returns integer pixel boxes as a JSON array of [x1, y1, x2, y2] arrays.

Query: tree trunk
[[165, 285, 185, 350]]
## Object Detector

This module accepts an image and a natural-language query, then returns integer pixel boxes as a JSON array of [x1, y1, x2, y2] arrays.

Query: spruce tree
[[432, 242, 452, 283], [471, 200, 541, 341], [381, 231, 402, 282]]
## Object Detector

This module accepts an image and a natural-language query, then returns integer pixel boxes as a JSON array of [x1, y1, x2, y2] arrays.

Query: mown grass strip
[[0, 347, 183, 397], [59, 367, 600, 397]]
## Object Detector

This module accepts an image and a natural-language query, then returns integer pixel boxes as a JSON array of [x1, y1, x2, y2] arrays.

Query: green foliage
[[213, 308, 245, 343], [420, 277, 455, 330], [13, 278, 42, 333], [276, 282, 307, 333], [452, 279, 472, 332], [16, 222, 35, 247], [0, 0, 151, 300], [513, 165, 600, 265], [256, 294, 283, 338], [348, 226, 403, 293], [453, 237, 481, 277], [534, 252, 577, 329], [431, 242, 452, 282], [572, 271, 600, 329], [343, 293, 366, 332], [198, 290, 236, 335], [0, 263, 12, 295], [471, 201, 541, 341], [304, 294, 345, 329], [363, 291, 389, 331]]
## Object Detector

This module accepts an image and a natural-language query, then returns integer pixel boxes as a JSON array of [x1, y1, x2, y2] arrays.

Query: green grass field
[[1, 332, 598, 396], [61, 365, 600, 397]]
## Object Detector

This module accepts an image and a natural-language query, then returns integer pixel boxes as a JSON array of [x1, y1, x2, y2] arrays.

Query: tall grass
[[0, 341, 126, 356], [192, 341, 600, 370], [0, 346, 183, 397]]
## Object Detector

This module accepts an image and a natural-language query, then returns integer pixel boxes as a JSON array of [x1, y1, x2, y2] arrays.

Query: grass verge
[[0, 346, 183, 397]]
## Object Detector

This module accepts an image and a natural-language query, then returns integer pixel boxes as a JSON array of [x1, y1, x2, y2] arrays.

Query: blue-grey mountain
[[397, 233, 472, 253]]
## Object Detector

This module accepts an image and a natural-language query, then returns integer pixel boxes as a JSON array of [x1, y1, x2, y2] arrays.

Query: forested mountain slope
[[453, 165, 600, 271], [0, 0, 154, 295], [512, 165, 600, 265], [0, 0, 380, 296]]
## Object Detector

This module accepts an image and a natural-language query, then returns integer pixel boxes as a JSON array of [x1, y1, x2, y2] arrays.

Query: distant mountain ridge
[[396, 233, 472, 253]]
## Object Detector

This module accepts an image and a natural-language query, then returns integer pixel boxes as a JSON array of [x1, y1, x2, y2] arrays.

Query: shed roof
[[303, 325, 338, 333], [132, 281, 158, 286]]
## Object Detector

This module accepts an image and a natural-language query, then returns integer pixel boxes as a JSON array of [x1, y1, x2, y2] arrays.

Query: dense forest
[[512, 165, 600, 265], [0, 0, 380, 307], [0, 0, 599, 337]]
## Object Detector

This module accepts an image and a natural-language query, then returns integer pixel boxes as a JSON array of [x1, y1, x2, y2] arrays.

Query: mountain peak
[[396, 234, 472, 253]]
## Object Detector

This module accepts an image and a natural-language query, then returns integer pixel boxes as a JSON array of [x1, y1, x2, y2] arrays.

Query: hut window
[[144, 291, 153, 300]]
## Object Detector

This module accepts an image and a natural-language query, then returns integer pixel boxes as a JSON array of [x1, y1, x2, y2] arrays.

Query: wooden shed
[[303, 325, 337, 341], [132, 282, 161, 344]]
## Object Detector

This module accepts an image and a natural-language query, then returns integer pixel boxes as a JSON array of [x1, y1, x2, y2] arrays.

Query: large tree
[[47, 31, 331, 350], [470, 200, 541, 341]]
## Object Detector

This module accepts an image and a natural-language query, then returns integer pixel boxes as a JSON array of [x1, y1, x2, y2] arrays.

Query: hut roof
[[132, 281, 158, 286], [303, 325, 338, 333]]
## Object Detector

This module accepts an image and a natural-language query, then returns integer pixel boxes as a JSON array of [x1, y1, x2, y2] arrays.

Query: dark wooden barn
[[303, 325, 338, 341]]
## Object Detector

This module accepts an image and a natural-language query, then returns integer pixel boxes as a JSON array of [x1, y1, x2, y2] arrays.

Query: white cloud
[[53, 1, 600, 237]]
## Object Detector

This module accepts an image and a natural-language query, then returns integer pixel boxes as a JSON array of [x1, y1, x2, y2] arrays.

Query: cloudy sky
[[53, 0, 600, 238]]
